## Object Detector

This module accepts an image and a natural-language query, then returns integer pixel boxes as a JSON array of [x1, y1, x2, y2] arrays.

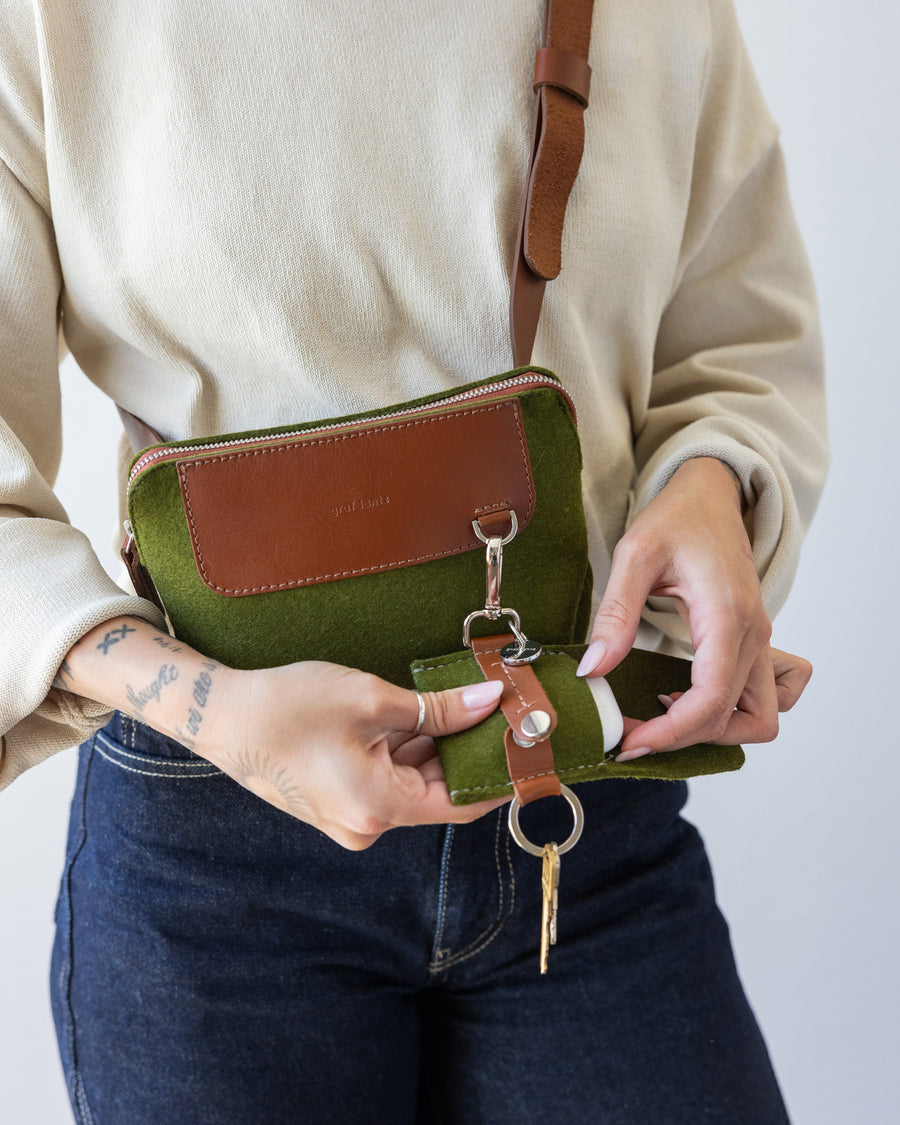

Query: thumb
[[577, 555, 651, 679], [419, 679, 504, 737]]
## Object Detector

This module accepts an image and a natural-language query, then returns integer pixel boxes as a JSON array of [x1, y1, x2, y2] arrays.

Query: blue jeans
[[51, 713, 789, 1124]]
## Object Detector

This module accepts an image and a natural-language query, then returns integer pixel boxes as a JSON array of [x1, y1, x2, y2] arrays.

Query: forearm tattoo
[[228, 744, 313, 819], [96, 622, 137, 655], [51, 658, 74, 692], [125, 664, 179, 712], [151, 634, 183, 654], [51, 635, 84, 692], [174, 662, 219, 750]]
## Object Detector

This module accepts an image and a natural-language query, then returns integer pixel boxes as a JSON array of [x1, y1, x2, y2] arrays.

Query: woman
[[0, 0, 826, 1120]]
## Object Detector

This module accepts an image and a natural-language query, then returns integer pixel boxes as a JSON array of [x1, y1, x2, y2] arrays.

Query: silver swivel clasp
[[462, 511, 542, 665], [476, 510, 518, 618]]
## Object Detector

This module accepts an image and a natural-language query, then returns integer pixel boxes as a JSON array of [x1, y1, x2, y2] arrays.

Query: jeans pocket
[[92, 712, 223, 779]]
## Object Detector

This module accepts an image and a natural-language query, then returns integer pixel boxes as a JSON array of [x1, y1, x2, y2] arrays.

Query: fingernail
[[658, 694, 675, 710], [615, 746, 654, 763], [576, 640, 607, 677], [462, 680, 504, 710]]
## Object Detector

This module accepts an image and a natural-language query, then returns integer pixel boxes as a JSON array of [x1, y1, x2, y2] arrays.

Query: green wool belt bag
[[122, 366, 743, 811]]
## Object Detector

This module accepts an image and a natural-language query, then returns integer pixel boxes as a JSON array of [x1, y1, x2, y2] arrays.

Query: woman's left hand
[[577, 457, 812, 759], [639, 645, 813, 760]]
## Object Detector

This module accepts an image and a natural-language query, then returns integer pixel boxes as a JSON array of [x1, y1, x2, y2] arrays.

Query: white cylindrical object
[[585, 675, 624, 753]]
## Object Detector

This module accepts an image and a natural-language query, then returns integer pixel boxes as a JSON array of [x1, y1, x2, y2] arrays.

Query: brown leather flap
[[178, 399, 535, 596]]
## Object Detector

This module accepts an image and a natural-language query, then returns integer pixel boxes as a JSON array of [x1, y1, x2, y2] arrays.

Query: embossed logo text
[[331, 495, 392, 519]]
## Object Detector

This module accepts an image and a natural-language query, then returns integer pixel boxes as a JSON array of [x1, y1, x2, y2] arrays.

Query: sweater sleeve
[[629, 0, 828, 643], [0, 24, 166, 789]]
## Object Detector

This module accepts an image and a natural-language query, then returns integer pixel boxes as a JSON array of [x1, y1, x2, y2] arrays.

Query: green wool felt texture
[[127, 369, 592, 682], [411, 644, 744, 805], [128, 365, 743, 804]]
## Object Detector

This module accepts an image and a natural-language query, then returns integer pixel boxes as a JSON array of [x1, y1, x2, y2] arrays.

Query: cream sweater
[[0, 0, 827, 787]]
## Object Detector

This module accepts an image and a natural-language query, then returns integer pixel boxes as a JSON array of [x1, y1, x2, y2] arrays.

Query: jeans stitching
[[429, 825, 455, 968], [431, 811, 514, 971], [59, 738, 98, 1125], [95, 731, 219, 768], [94, 742, 222, 778], [435, 816, 505, 969]]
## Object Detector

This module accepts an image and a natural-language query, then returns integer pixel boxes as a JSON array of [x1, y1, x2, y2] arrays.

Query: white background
[[2, 1, 898, 1120]]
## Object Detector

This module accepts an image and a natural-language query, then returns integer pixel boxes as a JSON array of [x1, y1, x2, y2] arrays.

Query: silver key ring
[[508, 785, 585, 857]]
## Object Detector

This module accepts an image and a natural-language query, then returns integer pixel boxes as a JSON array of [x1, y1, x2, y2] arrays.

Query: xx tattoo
[[96, 622, 137, 655]]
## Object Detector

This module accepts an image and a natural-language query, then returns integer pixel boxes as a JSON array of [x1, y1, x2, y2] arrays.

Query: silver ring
[[508, 784, 584, 857], [413, 691, 427, 736], [471, 509, 518, 547]]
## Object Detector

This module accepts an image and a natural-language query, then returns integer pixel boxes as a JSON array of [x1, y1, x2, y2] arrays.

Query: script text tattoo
[[174, 662, 219, 750], [151, 634, 183, 654], [125, 664, 179, 713]]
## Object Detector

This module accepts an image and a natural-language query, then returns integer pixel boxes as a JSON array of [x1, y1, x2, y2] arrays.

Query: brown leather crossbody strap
[[510, 0, 595, 367], [119, 408, 163, 453]]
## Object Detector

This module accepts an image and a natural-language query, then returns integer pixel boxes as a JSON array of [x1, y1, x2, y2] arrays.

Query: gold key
[[509, 785, 584, 974], [540, 841, 560, 974]]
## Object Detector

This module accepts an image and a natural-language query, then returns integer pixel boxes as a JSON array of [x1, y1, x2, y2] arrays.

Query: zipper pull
[[121, 520, 165, 613]]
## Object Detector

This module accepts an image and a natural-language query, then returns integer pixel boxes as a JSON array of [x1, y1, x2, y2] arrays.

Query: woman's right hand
[[53, 616, 508, 850], [202, 660, 508, 850]]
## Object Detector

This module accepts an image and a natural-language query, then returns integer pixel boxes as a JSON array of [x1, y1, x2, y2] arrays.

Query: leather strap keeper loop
[[470, 633, 562, 805], [509, 0, 595, 366], [533, 46, 591, 107], [503, 726, 562, 804]]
